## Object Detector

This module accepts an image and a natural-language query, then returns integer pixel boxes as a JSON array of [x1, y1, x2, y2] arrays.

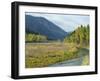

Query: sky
[[26, 12, 90, 32]]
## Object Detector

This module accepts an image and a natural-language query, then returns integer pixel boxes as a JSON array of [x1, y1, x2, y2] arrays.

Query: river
[[49, 48, 89, 67]]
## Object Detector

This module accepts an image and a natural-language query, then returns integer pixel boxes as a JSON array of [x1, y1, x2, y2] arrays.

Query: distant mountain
[[25, 15, 67, 40]]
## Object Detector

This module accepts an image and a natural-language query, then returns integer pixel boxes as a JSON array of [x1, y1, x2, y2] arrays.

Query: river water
[[49, 48, 89, 67], [49, 57, 84, 67]]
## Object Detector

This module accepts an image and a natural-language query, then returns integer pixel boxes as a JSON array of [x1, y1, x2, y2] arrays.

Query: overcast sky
[[26, 12, 90, 32]]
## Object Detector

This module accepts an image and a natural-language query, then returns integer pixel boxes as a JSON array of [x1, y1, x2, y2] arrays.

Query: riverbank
[[49, 55, 89, 67], [25, 43, 89, 68]]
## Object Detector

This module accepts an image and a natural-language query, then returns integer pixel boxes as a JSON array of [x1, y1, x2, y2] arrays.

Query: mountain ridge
[[25, 15, 67, 40]]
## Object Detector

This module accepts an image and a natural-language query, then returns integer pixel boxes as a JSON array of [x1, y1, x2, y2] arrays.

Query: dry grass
[[25, 43, 80, 68]]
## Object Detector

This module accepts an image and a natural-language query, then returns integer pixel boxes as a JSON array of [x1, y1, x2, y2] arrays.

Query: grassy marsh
[[25, 43, 89, 68]]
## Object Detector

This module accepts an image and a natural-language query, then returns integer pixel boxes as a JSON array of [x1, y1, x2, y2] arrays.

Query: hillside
[[64, 25, 89, 45], [25, 15, 67, 40]]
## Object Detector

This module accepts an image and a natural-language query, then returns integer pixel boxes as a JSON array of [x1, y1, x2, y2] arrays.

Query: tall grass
[[25, 43, 81, 68]]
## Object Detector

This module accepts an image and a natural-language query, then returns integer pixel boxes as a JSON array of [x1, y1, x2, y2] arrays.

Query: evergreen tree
[[64, 25, 90, 45]]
